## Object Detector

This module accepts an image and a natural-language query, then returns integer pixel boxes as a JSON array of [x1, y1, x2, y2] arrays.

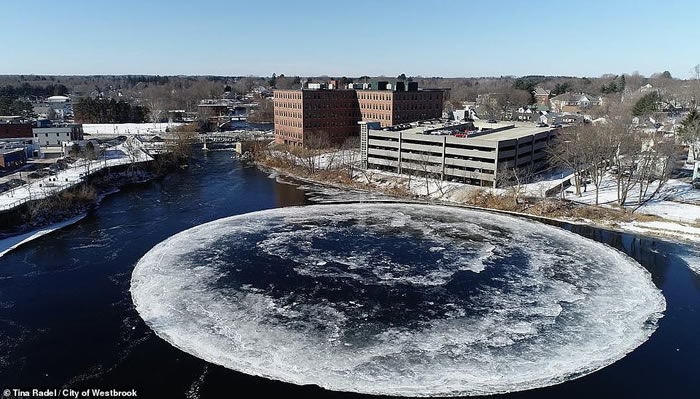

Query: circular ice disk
[[131, 203, 665, 397]]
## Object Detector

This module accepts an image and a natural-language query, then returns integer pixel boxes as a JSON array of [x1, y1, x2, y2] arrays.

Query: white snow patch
[[0, 214, 85, 258]]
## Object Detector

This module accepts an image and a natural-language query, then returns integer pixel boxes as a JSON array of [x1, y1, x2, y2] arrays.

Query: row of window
[[395, 103, 437, 111], [358, 93, 391, 101], [276, 129, 302, 140], [275, 111, 361, 119], [362, 112, 390, 121], [275, 110, 302, 118], [276, 119, 302, 128], [361, 103, 390, 110], [274, 101, 301, 109], [393, 94, 441, 101], [276, 92, 302, 100]]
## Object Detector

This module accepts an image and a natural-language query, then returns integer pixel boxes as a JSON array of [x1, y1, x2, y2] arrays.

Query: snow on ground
[[273, 149, 360, 171], [351, 166, 700, 242], [354, 168, 475, 200], [619, 220, 700, 244], [0, 143, 152, 211], [522, 169, 575, 198], [83, 123, 183, 136], [0, 214, 86, 258], [566, 174, 699, 224]]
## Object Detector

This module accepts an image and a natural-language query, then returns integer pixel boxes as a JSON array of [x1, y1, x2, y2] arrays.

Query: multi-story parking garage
[[360, 120, 559, 187]]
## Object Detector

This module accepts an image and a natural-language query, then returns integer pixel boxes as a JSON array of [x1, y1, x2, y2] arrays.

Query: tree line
[[0, 97, 35, 118], [0, 83, 69, 118], [0, 83, 69, 98], [73, 98, 149, 123]]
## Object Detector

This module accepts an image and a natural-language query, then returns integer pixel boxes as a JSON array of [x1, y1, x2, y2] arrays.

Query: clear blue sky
[[2, 0, 698, 78]]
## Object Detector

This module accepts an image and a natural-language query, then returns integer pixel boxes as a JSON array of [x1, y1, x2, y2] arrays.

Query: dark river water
[[0, 150, 698, 398]]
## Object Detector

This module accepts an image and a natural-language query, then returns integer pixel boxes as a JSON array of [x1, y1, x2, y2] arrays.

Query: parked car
[[693, 178, 700, 189], [487, 119, 497, 123], [552, 123, 563, 128], [536, 122, 548, 127]]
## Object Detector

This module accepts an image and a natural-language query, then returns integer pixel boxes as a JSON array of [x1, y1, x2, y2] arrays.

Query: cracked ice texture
[[131, 204, 665, 397]]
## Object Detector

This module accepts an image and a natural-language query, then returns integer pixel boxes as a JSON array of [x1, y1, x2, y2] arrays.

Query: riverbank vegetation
[[252, 140, 691, 236]]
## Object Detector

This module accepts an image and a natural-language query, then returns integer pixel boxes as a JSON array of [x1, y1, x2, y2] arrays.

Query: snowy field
[[619, 220, 700, 244], [0, 143, 152, 212], [567, 174, 699, 224], [83, 123, 183, 136]]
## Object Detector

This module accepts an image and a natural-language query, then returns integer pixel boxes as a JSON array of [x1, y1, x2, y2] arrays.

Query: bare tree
[[413, 151, 442, 196], [246, 94, 273, 123], [167, 124, 197, 159], [83, 141, 98, 176], [494, 89, 532, 119], [496, 164, 535, 206], [339, 137, 360, 178], [634, 139, 678, 210], [582, 126, 618, 205], [123, 137, 143, 175], [294, 131, 331, 174], [547, 125, 591, 197]]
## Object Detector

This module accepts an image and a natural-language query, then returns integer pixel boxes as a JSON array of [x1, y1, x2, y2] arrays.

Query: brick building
[[274, 81, 444, 146], [357, 89, 443, 128], [274, 89, 360, 146], [0, 123, 33, 139]]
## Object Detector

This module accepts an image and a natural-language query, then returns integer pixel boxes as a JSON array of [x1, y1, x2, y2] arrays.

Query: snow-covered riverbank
[[258, 161, 700, 245], [0, 214, 86, 258]]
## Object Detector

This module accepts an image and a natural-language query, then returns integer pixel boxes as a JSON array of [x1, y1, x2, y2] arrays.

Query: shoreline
[[256, 162, 700, 246], [0, 214, 87, 258], [0, 172, 160, 259], [1, 156, 695, 260]]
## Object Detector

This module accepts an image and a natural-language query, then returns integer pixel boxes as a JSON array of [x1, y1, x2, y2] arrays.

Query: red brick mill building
[[274, 79, 445, 146]]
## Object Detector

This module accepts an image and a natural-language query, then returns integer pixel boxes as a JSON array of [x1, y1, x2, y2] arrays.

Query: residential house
[[549, 92, 603, 113], [539, 112, 585, 126], [512, 107, 540, 122]]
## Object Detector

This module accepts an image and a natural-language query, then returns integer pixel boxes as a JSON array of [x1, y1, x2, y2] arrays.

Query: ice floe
[[131, 203, 665, 397]]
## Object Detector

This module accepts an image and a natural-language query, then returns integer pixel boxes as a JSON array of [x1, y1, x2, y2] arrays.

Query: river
[[0, 149, 698, 398]]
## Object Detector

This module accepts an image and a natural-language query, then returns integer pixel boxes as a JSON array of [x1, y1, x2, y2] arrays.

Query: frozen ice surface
[[131, 203, 665, 397]]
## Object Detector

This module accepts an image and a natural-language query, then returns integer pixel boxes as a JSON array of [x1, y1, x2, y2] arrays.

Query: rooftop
[[470, 122, 555, 141], [370, 119, 556, 142]]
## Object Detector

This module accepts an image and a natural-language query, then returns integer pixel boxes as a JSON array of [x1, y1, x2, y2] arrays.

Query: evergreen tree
[[677, 109, 700, 160], [632, 91, 662, 116], [74, 97, 150, 123], [619, 75, 626, 92]]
